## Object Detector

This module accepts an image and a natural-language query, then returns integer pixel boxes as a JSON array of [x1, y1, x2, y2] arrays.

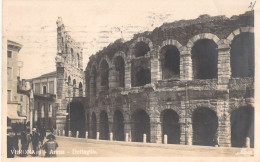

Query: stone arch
[[99, 59, 110, 92], [188, 33, 220, 79], [159, 40, 182, 80], [226, 27, 254, 43], [192, 107, 218, 146], [91, 112, 97, 139], [227, 27, 254, 78], [85, 70, 90, 97], [72, 79, 77, 97], [113, 109, 125, 141], [159, 39, 183, 53], [112, 53, 125, 88], [112, 51, 126, 65], [90, 64, 97, 97], [78, 82, 83, 97], [68, 102, 86, 137], [230, 106, 254, 148], [99, 110, 109, 140], [160, 109, 180, 144], [131, 109, 151, 142], [130, 37, 153, 58]]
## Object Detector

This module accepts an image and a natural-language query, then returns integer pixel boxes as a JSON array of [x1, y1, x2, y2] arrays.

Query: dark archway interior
[[113, 110, 124, 141], [100, 111, 109, 140], [161, 109, 180, 144], [91, 112, 97, 139], [86, 113, 90, 134], [161, 45, 180, 79], [114, 56, 125, 87], [91, 67, 97, 97], [191, 39, 218, 79], [134, 67, 151, 87], [85, 71, 90, 97], [192, 107, 218, 146], [132, 110, 150, 142], [231, 33, 254, 78], [79, 82, 83, 97], [100, 60, 109, 91], [134, 41, 150, 57], [73, 79, 76, 97], [69, 102, 86, 138], [231, 106, 254, 148]]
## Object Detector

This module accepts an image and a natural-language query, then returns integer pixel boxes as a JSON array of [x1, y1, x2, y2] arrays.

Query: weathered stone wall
[[53, 11, 256, 147], [55, 17, 85, 131]]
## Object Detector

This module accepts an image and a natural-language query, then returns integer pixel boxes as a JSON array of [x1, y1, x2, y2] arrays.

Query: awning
[[7, 104, 26, 122]]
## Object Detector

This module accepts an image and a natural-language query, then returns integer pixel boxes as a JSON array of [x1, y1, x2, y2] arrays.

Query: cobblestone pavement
[[14, 136, 254, 158]]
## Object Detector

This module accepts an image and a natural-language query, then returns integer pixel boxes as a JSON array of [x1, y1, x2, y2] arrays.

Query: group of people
[[7, 127, 59, 158]]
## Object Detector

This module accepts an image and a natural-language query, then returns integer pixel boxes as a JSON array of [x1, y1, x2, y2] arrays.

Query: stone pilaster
[[150, 50, 160, 84], [180, 48, 192, 80], [125, 60, 131, 89], [109, 66, 118, 89], [217, 39, 231, 89], [150, 118, 162, 143]]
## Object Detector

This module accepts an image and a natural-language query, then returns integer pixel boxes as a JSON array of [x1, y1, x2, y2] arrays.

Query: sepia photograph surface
[[1, 0, 260, 161]]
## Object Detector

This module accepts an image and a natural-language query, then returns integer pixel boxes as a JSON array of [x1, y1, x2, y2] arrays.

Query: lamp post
[[29, 89, 34, 134]]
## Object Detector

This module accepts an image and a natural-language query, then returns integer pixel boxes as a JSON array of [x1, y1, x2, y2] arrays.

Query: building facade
[[28, 71, 57, 130], [80, 11, 254, 148], [7, 40, 28, 128]]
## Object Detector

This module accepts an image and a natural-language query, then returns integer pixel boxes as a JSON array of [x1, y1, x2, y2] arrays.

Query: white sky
[[3, 0, 251, 79]]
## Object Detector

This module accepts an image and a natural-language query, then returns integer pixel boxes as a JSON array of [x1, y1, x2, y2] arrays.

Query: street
[[27, 136, 253, 157]]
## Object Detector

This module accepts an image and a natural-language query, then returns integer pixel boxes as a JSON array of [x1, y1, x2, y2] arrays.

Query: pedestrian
[[30, 128, 39, 156], [39, 126, 46, 145], [41, 133, 58, 157], [20, 129, 28, 157], [7, 129, 16, 158]]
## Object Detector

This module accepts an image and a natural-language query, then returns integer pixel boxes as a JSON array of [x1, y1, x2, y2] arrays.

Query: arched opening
[[100, 111, 109, 140], [114, 56, 125, 87], [132, 66, 151, 87], [86, 113, 90, 135], [191, 39, 218, 79], [113, 110, 124, 141], [230, 32, 254, 77], [90, 66, 97, 97], [73, 79, 76, 97], [133, 41, 150, 57], [160, 45, 180, 79], [161, 109, 180, 144], [231, 106, 254, 148], [68, 102, 85, 138], [100, 60, 109, 91], [91, 112, 97, 139], [71, 48, 74, 62], [192, 107, 218, 146], [85, 71, 90, 98], [132, 109, 150, 142], [67, 76, 71, 96], [78, 82, 83, 97], [77, 53, 80, 68]]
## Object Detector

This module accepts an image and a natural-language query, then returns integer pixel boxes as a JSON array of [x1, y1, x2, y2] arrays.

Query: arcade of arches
[[56, 12, 254, 149]]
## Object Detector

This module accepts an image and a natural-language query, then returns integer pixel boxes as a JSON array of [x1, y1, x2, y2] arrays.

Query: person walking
[[41, 133, 58, 157], [20, 129, 28, 157], [7, 129, 16, 158], [39, 127, 46, 145], [30, 128, 39, 156]]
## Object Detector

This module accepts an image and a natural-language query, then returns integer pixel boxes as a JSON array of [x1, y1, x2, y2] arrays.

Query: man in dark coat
[[39, 127, 46, 145], [30, 128, 39, 156], [20, 130, 28, 157], [7, 129, 16, 158], [41, 134, 58, 157]]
